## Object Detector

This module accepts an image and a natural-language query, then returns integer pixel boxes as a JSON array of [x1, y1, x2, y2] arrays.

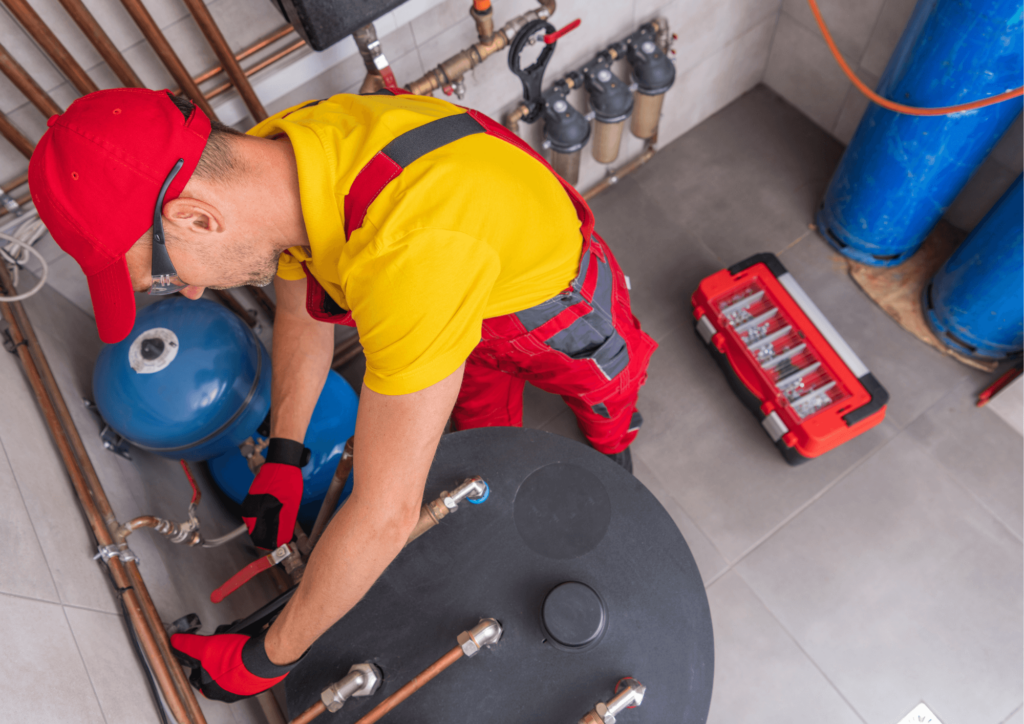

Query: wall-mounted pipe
[[0, 43, 62, 118], [1, 0, 98, 95], [117, 0, 217, 119], [182, 0, 267, 121], [0, 111, 33, 160], [54, 0, 143, 88], [406, 1, 555, 97]]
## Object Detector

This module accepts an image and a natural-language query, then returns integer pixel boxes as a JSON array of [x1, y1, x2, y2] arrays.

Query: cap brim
[[86, 257, 137, 344]]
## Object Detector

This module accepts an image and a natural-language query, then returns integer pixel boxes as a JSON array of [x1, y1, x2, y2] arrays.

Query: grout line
[[999, 703, 1023, 724], [62, 605, 113, 724], [777, 228, 812, 256], [759, 3, 785, 83], [741, 576, 871, 724]]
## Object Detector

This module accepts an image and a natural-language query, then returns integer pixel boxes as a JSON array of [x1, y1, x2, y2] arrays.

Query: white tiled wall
[[762, 0, 1023, 232]]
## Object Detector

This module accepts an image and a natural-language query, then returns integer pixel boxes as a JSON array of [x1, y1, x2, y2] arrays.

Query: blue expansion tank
[[923, 174, 1023, 359], [816, 0, 1023, 266], [93, 297, 359, 524]]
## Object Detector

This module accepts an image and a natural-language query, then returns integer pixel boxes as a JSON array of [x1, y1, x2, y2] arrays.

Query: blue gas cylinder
[[92, 297, 271, 461], [816, 0, 1023, 266], [207, 370, 358, 528], [923, 175, 1023, 359]]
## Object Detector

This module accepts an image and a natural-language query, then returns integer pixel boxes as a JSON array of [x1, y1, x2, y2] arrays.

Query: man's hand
[[241, 438, 307, 549], [172, 630, 298, 702]]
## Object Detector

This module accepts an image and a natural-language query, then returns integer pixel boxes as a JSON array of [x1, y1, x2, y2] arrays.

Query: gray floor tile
[[735, 430, 1023, 724], [538, 406, 589, 446], [64, 606, 165, 724], [632, 328, 897, 562], [633, 450, 729, 584], [0, 593, 105, 723], [778, 235, 984, 429], [1002, 705, 1023, 724], [904, 377, 1024, 540], [627, 85, 845, 265], [522, 382, 571, 429], [0, 443, 59, 602], [705, 572, 864, 724]]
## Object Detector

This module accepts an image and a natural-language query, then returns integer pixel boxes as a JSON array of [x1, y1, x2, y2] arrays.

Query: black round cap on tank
[[542, 581, 607, 650]]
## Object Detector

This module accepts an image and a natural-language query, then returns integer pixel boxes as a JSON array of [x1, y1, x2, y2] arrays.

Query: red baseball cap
[[28, 88, 212, 343]]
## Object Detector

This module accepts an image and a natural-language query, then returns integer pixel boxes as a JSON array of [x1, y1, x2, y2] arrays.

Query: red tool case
[[691, 253, 888, 464]]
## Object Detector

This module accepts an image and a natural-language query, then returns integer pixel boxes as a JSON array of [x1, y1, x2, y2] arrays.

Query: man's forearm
[[269, 277, 335, 442], [263, 364, 465, 664]]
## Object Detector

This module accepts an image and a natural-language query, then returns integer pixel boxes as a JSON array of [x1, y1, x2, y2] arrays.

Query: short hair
[[169, 94, 245, 180]]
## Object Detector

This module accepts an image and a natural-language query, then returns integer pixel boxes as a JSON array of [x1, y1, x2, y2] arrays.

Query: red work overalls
[[297, 93, 657, 454]]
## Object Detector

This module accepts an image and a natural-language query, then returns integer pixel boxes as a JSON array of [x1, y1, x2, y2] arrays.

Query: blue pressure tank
[[923, 175, 1023, 359], [816, 0, 1023, 266], [93, 297, 272, 461], [93, 297, 360, 522]]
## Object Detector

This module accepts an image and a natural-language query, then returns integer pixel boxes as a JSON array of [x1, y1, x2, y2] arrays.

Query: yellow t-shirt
[[248, 93, 583, 395]]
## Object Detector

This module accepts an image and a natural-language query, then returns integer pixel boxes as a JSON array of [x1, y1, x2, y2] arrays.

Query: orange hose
[[807, 0, 1023, 116]]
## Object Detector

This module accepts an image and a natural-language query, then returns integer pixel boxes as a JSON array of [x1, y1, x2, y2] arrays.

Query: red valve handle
[[544, 18, 580, 44]]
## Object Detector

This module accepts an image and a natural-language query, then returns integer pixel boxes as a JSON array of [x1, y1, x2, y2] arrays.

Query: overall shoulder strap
[[343, 112, 485, 239]]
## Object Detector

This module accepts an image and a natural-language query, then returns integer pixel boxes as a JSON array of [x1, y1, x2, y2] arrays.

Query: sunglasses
[[148, 158, 187, 295]]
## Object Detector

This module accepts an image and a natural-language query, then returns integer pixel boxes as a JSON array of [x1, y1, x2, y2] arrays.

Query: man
[[28, 87, 656, 701]]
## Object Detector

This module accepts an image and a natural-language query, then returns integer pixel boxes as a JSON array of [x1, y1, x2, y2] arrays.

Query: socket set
[[691, 253, 888, 464]]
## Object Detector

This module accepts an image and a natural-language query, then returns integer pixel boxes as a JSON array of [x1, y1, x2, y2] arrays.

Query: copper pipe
[[582, 144, 656, 201], [1, 0, 98, 95], [0, 111, 33, 159], [211, 289, 257, 326], [0, 265, 203, 724], [248, 285, 276, 320], [2, 173, 28, 193], [181, 0, 266, 121], [54, 0, 142, 88], [0, 43, 62, 117], [194, 26, 295, 86], [290, 646, 465, 724], [205, 39, 306, 101], [352, 647, 464, 724], [116, 0, 216, 120], [406, 1, 554, 96], [307, 437, 354, 547]]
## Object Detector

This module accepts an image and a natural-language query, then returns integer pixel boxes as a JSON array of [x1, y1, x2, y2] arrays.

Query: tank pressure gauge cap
[[128, 327, 179, 374]]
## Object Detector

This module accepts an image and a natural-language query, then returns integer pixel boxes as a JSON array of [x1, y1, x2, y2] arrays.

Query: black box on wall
[[271, 0, 408, 51]]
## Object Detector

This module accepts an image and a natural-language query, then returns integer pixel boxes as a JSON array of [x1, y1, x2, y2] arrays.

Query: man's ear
[[162, 196, 225, 236]]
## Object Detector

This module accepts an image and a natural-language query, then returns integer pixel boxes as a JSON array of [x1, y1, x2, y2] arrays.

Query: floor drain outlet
[[895, 703, 944, 724]]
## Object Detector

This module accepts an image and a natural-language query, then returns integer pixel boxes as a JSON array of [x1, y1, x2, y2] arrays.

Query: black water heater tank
[[270, 0, 407, 51]]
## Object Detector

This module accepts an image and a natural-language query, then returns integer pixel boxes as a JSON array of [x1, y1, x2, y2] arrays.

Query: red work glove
[[171, 630, 298, 702], [241, 438, 307, 550]]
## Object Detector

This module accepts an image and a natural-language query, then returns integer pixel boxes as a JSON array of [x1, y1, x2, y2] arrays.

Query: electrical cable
[[807, 0, 1024, 116], [201, 523, 248, 548], [0, 205, 50, 302], [99, 564, 173, 724]]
